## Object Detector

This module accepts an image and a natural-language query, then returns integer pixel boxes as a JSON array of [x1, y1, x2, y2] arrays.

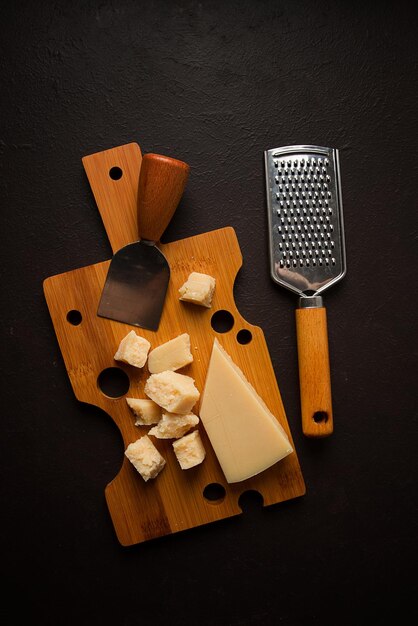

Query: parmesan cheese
[[178, 272, 216, 308], [114, 330, 150, 368], [147, 333, 193, 374], [172, 430, 206, 469], [125, 436, 166, 481], [145, 370, 200, 414], [199, 338, 293, 483], [148, 411, 199, 439], [126, 398, 162, 426]]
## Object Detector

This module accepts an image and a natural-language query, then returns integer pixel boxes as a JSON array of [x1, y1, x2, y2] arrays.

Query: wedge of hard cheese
[[199, 338, 293, 483], [147, 333, 193, 374]]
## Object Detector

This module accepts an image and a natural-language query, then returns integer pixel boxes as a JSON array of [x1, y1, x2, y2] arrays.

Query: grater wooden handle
[[295, 306, 333, 437], [137, 153, 190, 242]]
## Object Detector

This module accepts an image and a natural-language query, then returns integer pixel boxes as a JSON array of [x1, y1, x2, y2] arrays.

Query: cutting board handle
[[295, 306, 334, 437], [138, 153, 190, 243]]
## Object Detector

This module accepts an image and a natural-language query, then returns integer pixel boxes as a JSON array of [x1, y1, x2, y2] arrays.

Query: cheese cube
[[145, 371, 200, 414], [125, 435, 166, 481], [126, 398, 162, 426], [172, 430, 206, 469], [148, 412, 199, 439], [178, 272, 216, 308], [147, 333, 193, 374], [114, 330, 151, 368]]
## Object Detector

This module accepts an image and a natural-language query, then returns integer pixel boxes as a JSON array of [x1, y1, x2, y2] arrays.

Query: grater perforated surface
[[265, 145, 346, 297]]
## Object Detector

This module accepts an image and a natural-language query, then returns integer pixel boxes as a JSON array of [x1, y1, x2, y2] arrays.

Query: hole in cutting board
[[109, 166, 123, 180], [236, 329, 252, 344], [211, 310, 234, 333], [203, 483, 226, 504], [97, 367, 130, 398], [238, 490, 264, 513], [66, 309, 82, 325]]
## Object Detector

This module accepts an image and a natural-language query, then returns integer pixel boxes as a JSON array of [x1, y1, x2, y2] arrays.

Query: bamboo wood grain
[[295, 307, 333, 437], [43, 143, 306, 546], [82, 143, 142, 254]]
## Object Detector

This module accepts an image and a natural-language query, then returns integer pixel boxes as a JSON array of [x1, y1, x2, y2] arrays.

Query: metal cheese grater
[[264, 145, 346, 437]]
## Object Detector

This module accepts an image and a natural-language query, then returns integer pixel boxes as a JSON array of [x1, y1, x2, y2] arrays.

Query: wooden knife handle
[[137, 153, 190, 242], [295, 306, 334, 437]]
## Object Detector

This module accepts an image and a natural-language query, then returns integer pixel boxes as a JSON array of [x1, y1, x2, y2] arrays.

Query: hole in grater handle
[[313, 411, 328, 424]]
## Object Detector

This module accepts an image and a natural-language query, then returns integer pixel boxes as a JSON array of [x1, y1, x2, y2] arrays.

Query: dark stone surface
[[1, 1, 417, 624]]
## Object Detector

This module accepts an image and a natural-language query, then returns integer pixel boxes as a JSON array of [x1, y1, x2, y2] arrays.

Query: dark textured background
[[1, 1, 417, 624]]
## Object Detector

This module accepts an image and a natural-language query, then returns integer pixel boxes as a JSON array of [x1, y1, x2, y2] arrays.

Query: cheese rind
[[114, 330, 151, 368], [147, 333, 193, 374], [126, 398, 162, 426], [172, 430, 206, 469], [178, 272, 216, 308], [144, 371, 200, 414], [125, 436, 166, 481], [148, 412, 199, 439], [199, 338, 293, 483]]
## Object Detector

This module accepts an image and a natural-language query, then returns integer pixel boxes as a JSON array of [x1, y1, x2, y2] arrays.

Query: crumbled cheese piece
[[145, 370, 200, 414], [114, 330, 151, 368], [172, 430, 206, 470], [178, 272, 216, 308], [126, 398, 162, 426], [147, 333, 193, 374], [148, 412, 199, 439], [125, 436, 166, 481]]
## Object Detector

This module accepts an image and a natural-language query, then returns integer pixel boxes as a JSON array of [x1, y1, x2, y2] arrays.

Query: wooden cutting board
[[43, 143, 306, 546]]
